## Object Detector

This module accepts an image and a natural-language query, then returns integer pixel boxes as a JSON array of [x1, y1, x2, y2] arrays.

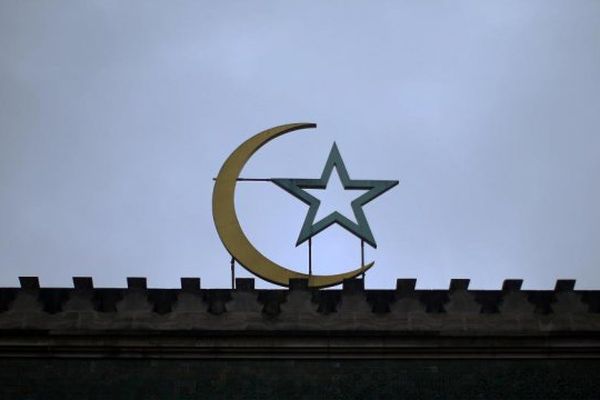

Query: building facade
[[1, 276, 600, 399]]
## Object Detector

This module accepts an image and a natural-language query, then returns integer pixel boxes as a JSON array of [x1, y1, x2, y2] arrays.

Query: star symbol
[[272, 143, 399, 248]]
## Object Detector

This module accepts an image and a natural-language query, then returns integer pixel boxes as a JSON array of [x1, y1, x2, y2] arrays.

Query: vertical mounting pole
[[230, 257, 235, 289], [361, 239, 365, 280], [308, 238, 312, 275]]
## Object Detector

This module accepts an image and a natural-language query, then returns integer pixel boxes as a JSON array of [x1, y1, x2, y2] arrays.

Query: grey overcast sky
[[1, 1, 599, 289]]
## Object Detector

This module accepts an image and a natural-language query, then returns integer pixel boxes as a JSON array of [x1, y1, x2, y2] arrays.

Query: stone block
[[18, 277, 39, 290], [235, 278, 255, 291], [289, 278, 308, 291], [502, 279, 523, 292], [343, 278, 364, 293], [180, 277, 201, 292], [127, 277, 147, 289], [396, 279, 417, 296], [449, 279, 470, 292], [555, 279, 576, 292], [73, 277, 94, 290]]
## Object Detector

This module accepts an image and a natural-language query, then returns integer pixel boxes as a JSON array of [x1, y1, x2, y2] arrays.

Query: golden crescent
[[212, 123, 373, 288]]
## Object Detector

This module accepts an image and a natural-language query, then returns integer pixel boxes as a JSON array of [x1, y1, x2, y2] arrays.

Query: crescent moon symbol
[[212, 123, 373, 288]]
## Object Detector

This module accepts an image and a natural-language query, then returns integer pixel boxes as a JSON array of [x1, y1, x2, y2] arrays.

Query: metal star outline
[[272, 143, 399, 248]]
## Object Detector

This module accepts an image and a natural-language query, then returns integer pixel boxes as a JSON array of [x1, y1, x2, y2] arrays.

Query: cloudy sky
[[1, 1, 599, 289]]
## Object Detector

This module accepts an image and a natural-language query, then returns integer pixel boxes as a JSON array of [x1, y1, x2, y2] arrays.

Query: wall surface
[[2, 359, 600, 399]]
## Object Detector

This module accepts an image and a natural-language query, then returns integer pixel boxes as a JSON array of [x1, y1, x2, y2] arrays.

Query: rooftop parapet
[[0, 276, 597, 332], [1, 276, 599, 359]]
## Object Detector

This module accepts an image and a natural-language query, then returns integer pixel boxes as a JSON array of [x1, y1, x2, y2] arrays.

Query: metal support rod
[[230, 257, 236, 289], [308, 238, 312, 275], [361, 240, 365, 280]]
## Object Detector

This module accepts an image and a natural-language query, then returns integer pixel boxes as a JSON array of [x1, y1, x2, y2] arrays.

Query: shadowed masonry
[[1, 276, 600, 398]]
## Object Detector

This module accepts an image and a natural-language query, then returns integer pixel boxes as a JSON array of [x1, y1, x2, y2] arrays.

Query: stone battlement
[[1, 276, 599, 332], [2, 276, 600, 359]]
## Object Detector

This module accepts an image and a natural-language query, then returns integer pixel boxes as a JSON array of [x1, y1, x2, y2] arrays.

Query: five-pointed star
[[272, 143, 399, 248]]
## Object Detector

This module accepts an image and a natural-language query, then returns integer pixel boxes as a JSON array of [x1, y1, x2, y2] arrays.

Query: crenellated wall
[[2, 277, 600, 330], [1, 276, 600, 358], [2, 277, 600, 399]]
